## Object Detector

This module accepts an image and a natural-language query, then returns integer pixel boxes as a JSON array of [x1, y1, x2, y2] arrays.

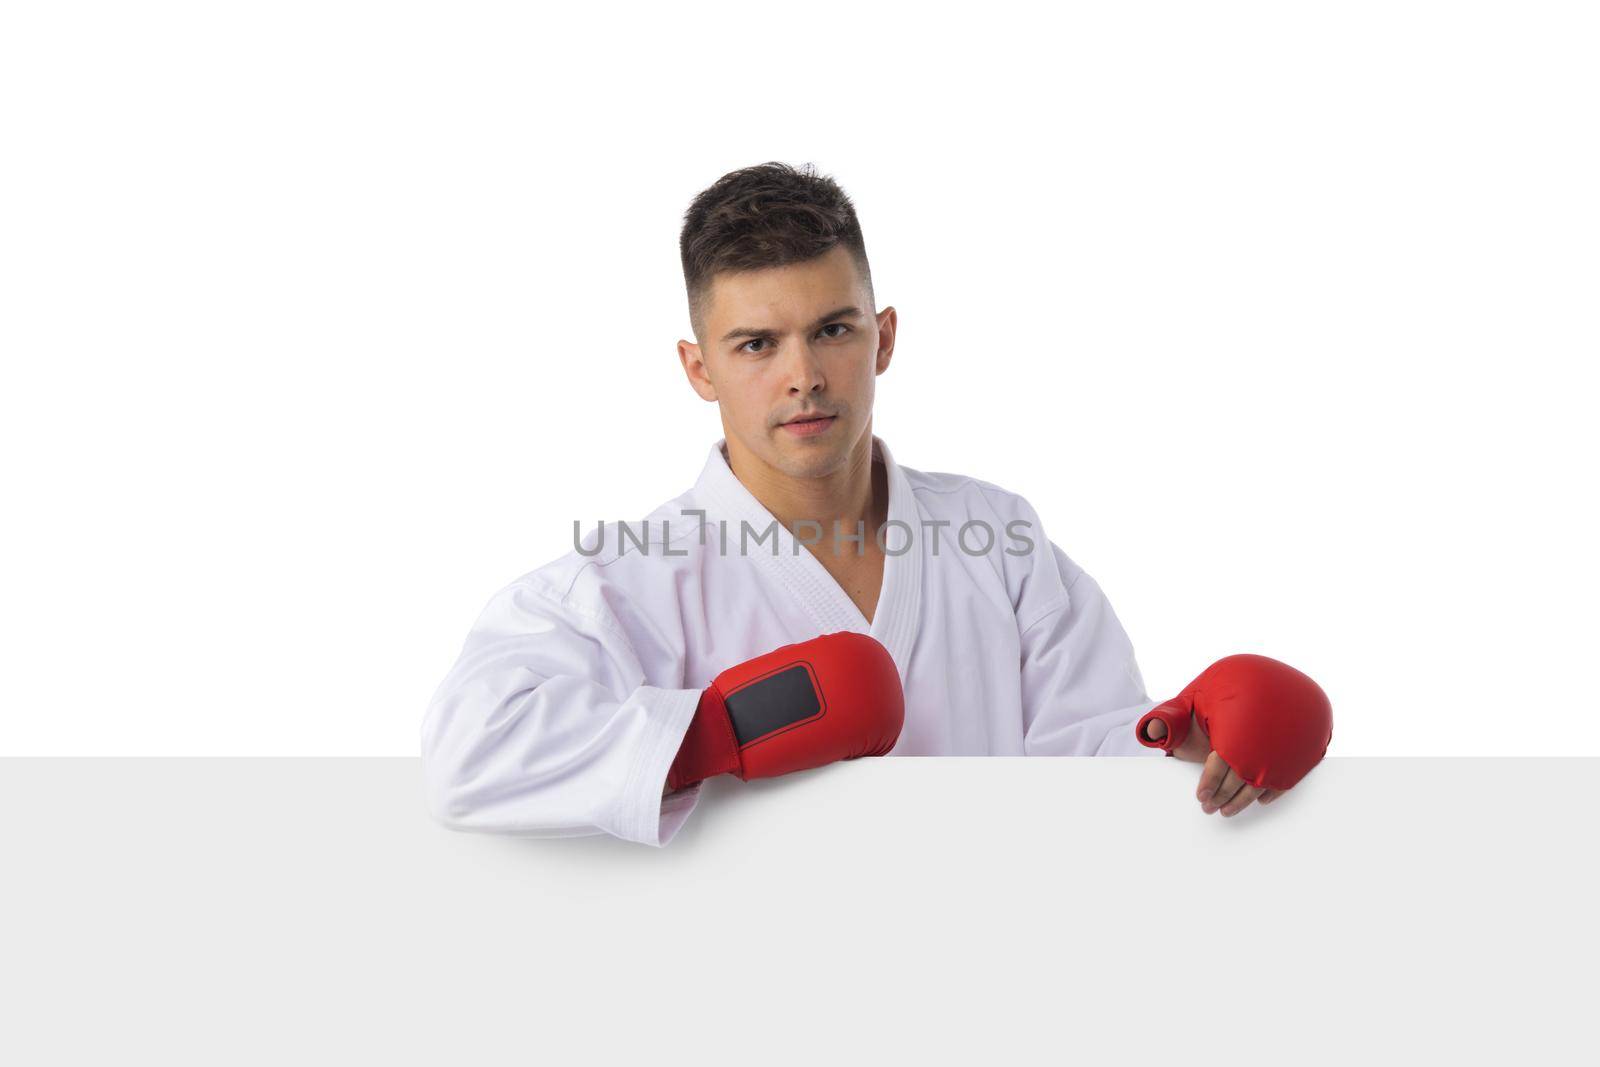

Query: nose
[[780, 342, 826, 396]]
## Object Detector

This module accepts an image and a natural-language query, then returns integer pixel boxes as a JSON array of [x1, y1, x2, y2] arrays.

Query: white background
[[2, 1, 1596, 756]]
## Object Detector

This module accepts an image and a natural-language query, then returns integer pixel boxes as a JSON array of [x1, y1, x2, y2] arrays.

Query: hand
[[1195, 750, 1282, 816], [666, 631, 905, 792], [1139, 710, 1211, 764], [1141, 712, 1280, 815], [1137, 653, 1333, 814]]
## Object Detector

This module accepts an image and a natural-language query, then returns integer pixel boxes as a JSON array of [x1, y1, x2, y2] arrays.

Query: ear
[[874, 306, 898, 375], [678, 339, 718, 402]]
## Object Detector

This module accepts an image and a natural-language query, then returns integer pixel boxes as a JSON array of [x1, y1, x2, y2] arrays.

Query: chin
[[775, 436, 851, 475]]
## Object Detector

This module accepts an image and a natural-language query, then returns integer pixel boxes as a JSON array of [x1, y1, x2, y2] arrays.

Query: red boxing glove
[[666, 631, 905, 793], [1136, 653, 1333, 791]]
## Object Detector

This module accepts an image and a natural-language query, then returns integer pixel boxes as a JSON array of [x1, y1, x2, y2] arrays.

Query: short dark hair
[[679, 161, 874, 343]]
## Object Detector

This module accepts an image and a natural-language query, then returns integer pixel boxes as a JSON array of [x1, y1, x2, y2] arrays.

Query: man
[[420, 162, 1330, 847]]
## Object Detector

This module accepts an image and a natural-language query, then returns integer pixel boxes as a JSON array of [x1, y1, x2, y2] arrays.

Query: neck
[[724, 427, 886, 556]]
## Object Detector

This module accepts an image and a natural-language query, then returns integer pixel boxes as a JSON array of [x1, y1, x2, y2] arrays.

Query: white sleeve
[[1018, 544, 1165, 758], [420, 577, 705, 847]]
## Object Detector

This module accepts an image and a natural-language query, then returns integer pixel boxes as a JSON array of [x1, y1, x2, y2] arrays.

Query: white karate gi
[[421, 435, 1163, 847]]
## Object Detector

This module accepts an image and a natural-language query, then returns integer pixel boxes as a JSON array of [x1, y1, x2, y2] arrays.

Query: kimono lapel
[[693, 434, 924, 678]]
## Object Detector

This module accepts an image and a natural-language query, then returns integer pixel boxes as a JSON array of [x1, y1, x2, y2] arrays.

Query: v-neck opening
[[697, 434, 924, 680], [720, 439, 887, 632]]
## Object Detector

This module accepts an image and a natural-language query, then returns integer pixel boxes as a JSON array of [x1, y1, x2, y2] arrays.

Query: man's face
[[678, 245, 897, 481]]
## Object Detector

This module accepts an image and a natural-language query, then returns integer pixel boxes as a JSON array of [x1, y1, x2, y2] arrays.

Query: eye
[[739, 324, 849, 354]]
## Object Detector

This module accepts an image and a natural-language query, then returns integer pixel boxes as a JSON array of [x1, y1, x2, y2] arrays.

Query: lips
[[780, 414, 837, 437]]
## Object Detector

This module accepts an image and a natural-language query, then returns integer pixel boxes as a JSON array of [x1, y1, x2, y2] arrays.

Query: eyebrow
[[719, 305, 863, 344]]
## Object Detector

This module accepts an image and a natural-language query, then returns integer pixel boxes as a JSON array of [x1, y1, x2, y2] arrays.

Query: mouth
[[780, 414, 838, 437]]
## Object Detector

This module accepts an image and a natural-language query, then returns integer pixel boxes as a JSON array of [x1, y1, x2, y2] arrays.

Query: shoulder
[[495, 488, 712, 638], [898, 460, 1053, 538], [896, 457, 1085, 618]]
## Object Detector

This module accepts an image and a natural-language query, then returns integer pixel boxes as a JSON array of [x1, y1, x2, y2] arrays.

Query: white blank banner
[[1, 757, 1591, 1063]]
